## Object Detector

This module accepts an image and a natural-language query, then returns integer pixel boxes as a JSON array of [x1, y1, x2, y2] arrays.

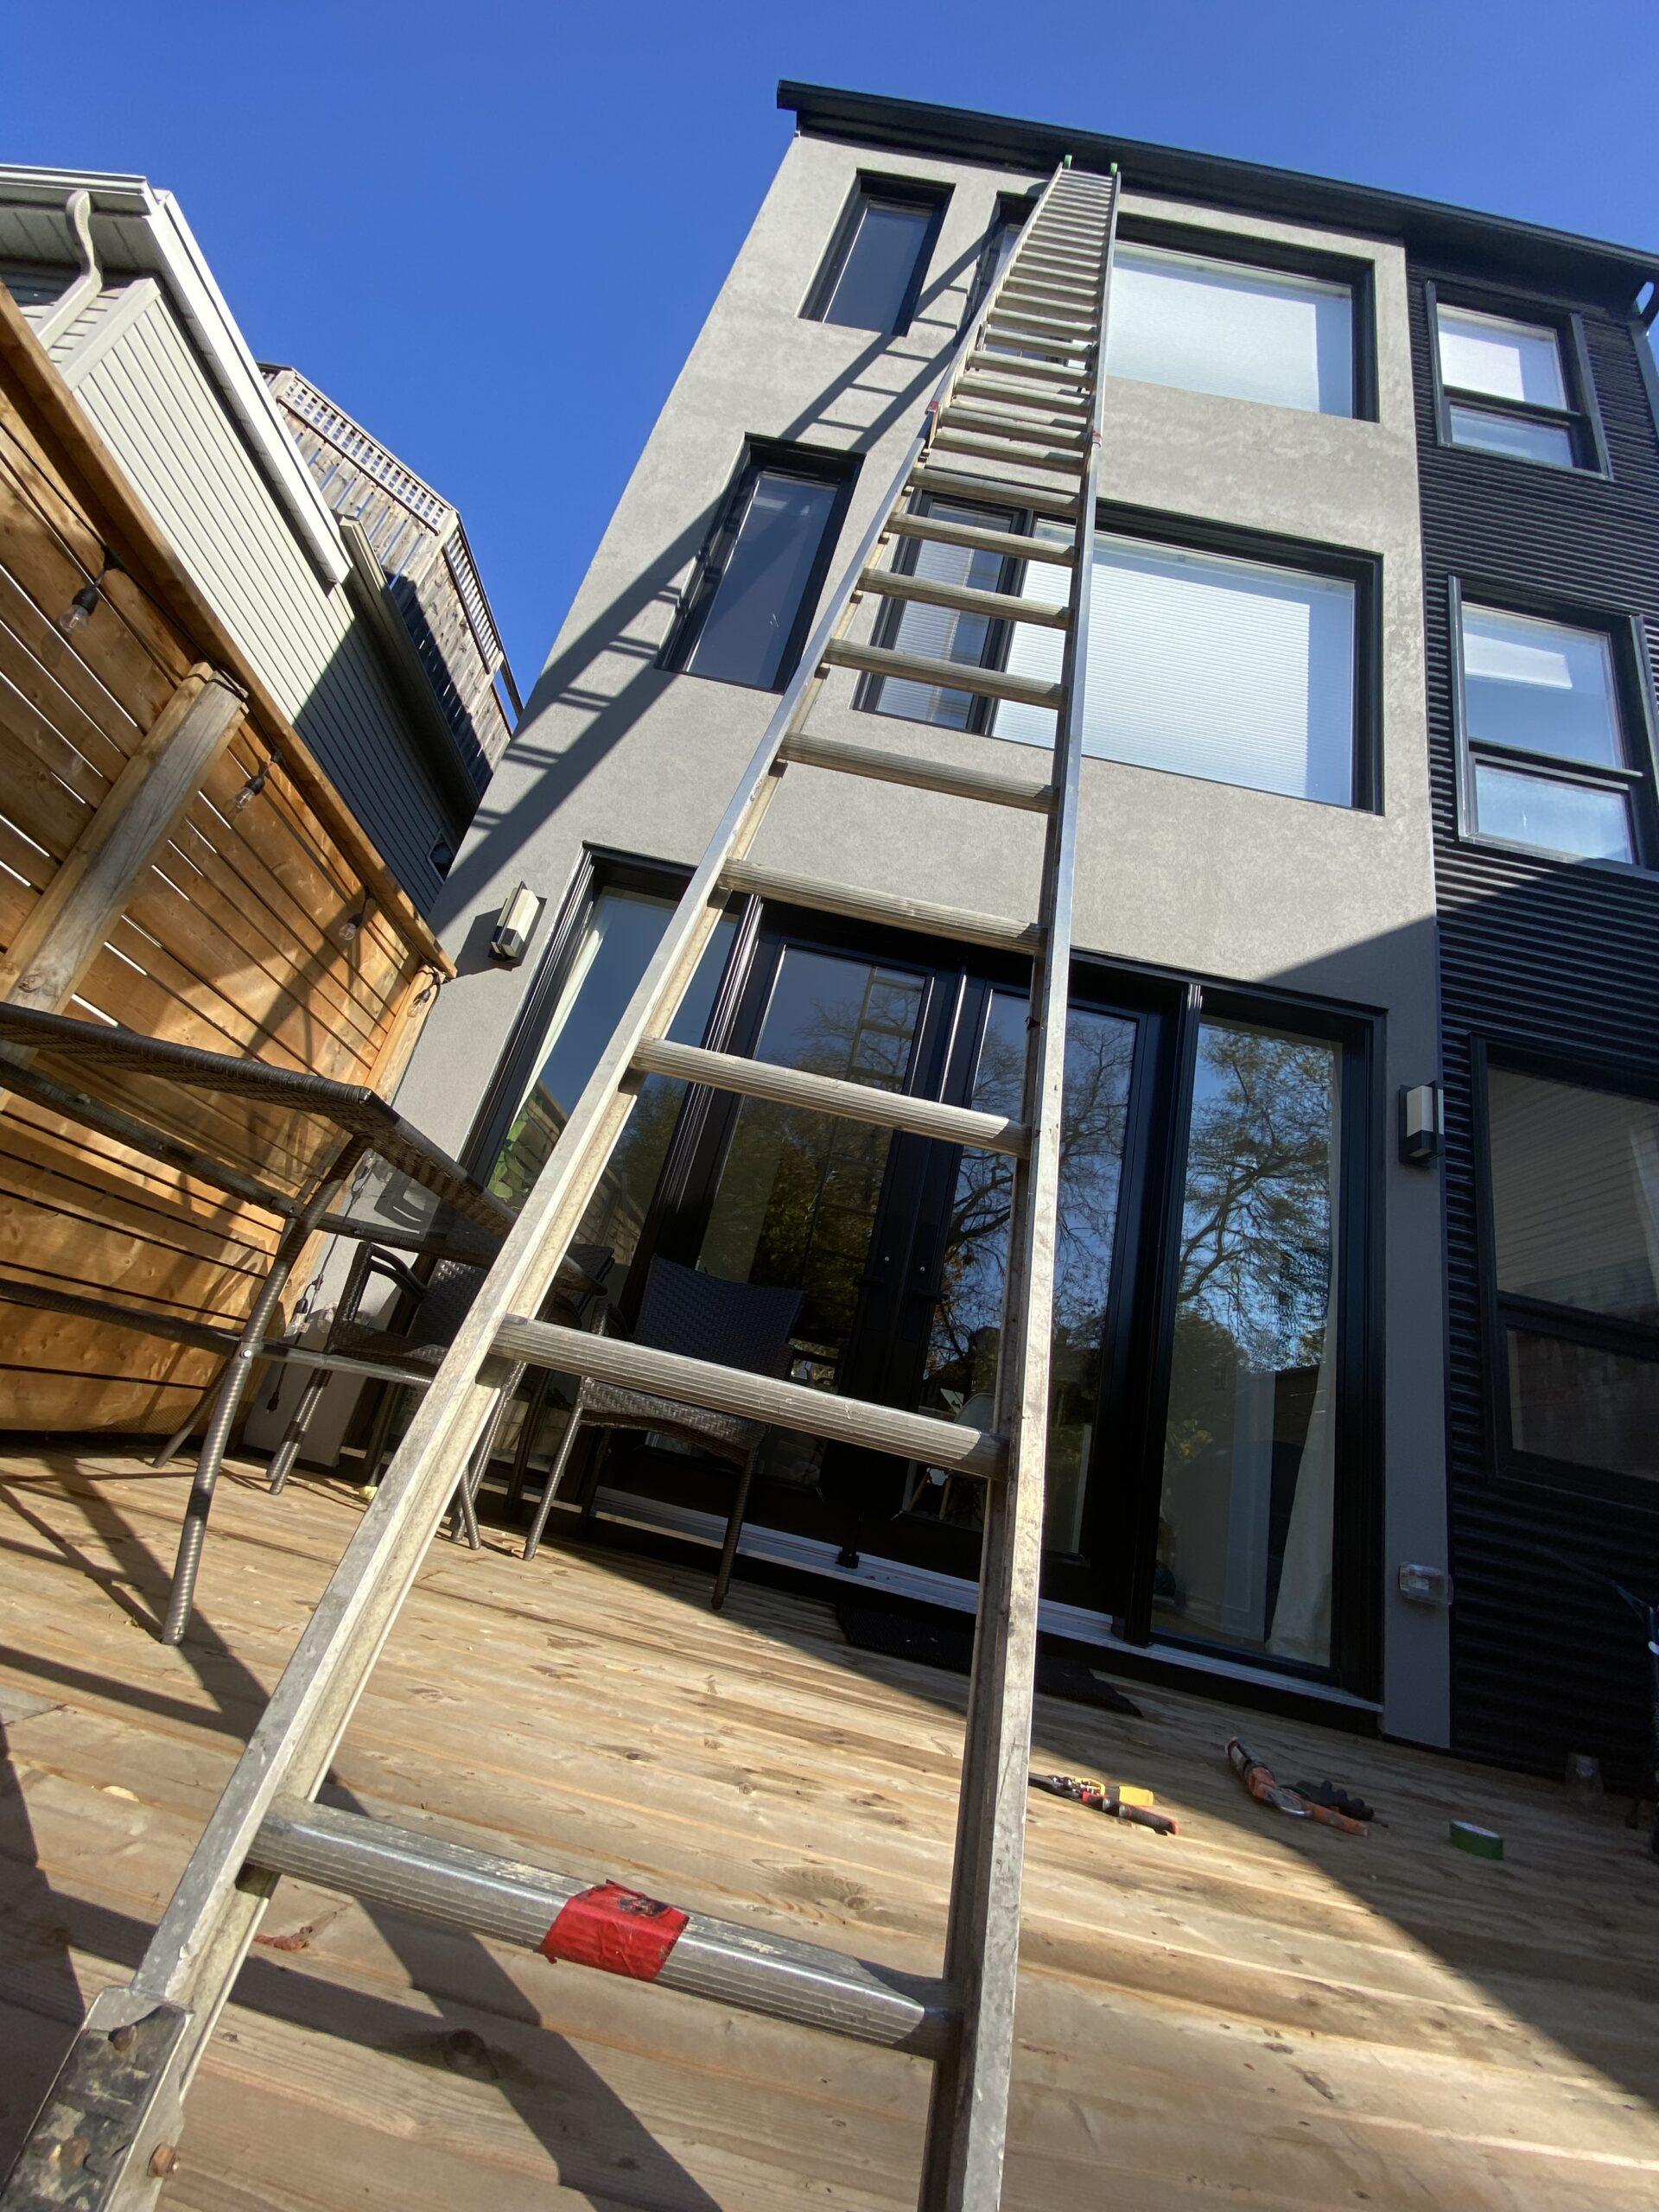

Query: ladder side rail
[[918, 165, 1122, 2212], [0, 161, 1082, 2212]]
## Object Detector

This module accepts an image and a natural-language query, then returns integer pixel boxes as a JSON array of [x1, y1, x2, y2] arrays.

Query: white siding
[[68, 289, 458, 907]]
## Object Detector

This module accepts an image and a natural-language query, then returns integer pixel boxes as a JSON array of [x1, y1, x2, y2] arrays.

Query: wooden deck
[[3, 1447, 1657, 2209]]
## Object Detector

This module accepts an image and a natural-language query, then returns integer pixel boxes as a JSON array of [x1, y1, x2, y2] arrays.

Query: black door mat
[[834, 1595, 1141, 1717]]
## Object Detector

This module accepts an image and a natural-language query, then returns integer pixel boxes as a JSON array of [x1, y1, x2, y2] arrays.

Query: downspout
[[33, 188, 101, 352]]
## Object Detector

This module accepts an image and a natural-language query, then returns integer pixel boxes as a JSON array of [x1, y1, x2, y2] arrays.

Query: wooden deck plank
[[1, 1448, 1657, 2209]]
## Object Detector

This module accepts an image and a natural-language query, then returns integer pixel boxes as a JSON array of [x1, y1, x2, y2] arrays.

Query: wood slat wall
[[0, 307, 443, 1433]]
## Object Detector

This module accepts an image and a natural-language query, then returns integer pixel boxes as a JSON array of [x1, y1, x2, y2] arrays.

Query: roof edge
[[778, 83, 1659, 308]]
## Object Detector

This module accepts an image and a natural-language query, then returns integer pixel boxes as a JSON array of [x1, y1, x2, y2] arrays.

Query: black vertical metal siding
[[1411, 270, 1659, 1786]]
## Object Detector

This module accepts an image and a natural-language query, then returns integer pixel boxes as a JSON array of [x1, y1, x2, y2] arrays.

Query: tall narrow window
[[862, 495, 1019, 730], [1433, 300, 1595, 468], [1457, 599, 1646, 864], [995, 531, 1362, 807], [667, 446, 851, 690], [1107, 242, 1355, 416], [486, 884, 736, 1276], [1154, 1020, 1344, 1667], [962, 197, 1030, 326], [1487, 1064, 1659, 1484], [805, 179, 947, 336]]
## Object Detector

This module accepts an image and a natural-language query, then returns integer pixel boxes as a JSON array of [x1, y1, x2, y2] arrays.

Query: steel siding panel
[[1411, 268, 1659, 1789]]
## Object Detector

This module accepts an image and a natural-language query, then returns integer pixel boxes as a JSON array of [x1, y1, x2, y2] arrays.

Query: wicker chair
[[267, 1242, 613, 1545], [522, 1255, 804, 1609]]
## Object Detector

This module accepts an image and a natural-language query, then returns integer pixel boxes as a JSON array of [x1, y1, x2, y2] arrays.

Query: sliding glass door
[[469, 861, 1376, 1689], [1150, 1019, 1344, 1669]]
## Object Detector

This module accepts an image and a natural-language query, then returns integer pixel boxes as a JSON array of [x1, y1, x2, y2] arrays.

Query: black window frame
[[854, 488, 1032, 735], [1472, 1037, 1659, 1508], [463, 847, 1384, 1700], [860, 497, 1383, 814], [1446, 573, 1659, 875], [802, 172, 950, 339], [659, 439, 856, 694], [1425, 278, 1611, 477], [962, 191, 1038, 328], [1111, 215, 1378, 423]]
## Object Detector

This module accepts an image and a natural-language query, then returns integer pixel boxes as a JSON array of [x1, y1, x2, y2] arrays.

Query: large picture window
[[1455, 594, 1651, 866], [1106, 240, 1356, 416], [1485, 1060, 1659, 1486], [995, 529, 1363, 807]]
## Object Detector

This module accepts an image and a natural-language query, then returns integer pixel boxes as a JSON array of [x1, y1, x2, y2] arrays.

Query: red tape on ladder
[[540, 1882, 690, 1980]]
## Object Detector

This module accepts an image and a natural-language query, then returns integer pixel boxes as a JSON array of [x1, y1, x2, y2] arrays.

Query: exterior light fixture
[[490, 882, 544, 964], [56, 551, 120, 635], [1398, 1562, 1453, 1606], [1399, 1081, 1444, 1166]]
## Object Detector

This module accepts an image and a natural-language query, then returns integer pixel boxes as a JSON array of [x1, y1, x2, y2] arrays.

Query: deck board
[[1, 1446, 1657, 2209]]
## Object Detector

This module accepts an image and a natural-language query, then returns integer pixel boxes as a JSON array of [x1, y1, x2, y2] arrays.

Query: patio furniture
[[265, 1239, 615, 1543], [0, 1001, 524, 1643], [522, 1255, 803, 1610]]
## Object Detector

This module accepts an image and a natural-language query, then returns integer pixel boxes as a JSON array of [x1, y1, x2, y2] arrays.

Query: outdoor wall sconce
[[1399, 1082, 1444, 1166], [490, 882, 544, 964]]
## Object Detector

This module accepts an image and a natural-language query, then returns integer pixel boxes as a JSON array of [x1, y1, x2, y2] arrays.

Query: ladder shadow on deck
[[0, 1466, 723, 2208]]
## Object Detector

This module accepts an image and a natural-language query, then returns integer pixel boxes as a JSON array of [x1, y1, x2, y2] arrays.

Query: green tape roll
[[1449, 1821, 1503, 1860]]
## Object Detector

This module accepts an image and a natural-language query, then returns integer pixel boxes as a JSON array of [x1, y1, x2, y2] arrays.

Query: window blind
[[1105, 245, 1354, 416], [997, 534, 1357, 806], [1435, 304, 1567, 408]]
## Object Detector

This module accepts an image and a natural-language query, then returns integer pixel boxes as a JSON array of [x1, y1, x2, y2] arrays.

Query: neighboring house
[[264, 365, 520, 806], [0, 165, 516, 910], [396, 88, 1659, 1787]]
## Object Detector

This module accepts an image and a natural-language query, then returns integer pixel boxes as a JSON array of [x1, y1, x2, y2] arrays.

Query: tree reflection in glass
[[1153, 1020, 1340, 1667], [904, 991, 1135, 1555]]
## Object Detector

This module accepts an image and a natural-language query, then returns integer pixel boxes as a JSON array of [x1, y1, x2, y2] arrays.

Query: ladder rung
[[823, 635, 1065, 707], [884, 512, 1077, 566], [930, 431, 1084, 474], [957, 373, 1090, 417], [719, 857, 1042, 957], [941, 404, 1088, 450], [1002, 276, 1096, 303], [967, 353, 1090, 390], [251, 1798, 956, 2056], [780, 729, 1056, 811], [988, 308, 1095, 343], [910, 461, 1079, 517], [632, 1037, 1030, 1157], [979, 330, 1093, 365], [859, 562, 1069, 626], [493, 1312, 1012, 1479]]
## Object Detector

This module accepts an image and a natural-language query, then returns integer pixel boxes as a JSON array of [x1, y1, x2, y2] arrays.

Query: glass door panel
[[692, 949, 928, 1503], [898, 988, 1137, 1570], [485, 886, 736, 1284], [1152, 1020, 1341, 1668]]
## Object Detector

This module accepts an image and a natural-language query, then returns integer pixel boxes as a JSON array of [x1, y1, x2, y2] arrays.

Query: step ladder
[[4, 159, 1121, 2212]]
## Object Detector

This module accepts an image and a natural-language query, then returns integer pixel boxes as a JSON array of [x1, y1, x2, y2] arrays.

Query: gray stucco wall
[[395, 128, 1451, 1745]]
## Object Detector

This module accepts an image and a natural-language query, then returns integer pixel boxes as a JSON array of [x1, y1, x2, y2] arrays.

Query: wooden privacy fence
[[0, 286, 452, 1432]]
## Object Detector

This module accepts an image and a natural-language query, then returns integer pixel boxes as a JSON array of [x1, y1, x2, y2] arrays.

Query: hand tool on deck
[[1030, 1771, 1179, 1835], [1228, 1738, 1369, 1836]]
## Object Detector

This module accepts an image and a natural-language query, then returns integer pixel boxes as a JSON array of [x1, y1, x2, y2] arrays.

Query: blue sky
[[6, 3, 1656, 688]]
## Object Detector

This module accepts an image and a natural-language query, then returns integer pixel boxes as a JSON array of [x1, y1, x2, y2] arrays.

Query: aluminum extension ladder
[[5, 158, 1121, 2212]]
